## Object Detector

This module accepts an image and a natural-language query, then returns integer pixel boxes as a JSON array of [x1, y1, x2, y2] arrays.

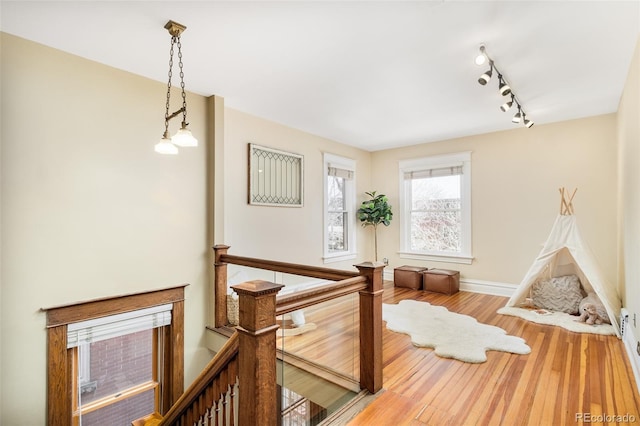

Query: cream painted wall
[[371, 115, 619, 286], [617, 36, 640, 347], [1, 33, 211, 424], [222, 108, 373, 271]]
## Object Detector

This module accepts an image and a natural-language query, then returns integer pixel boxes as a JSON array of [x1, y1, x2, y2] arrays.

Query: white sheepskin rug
[[383, 300, 531, 363], [497, 306, 616, 336]]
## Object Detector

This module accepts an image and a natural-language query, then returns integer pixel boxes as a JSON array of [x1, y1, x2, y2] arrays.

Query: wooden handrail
[[275, 276, 368, 316], [159, 332, 239, 425], [219, 253, 359, 281]]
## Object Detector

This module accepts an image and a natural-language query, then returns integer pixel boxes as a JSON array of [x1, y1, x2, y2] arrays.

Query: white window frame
[[398, 151, 473, 264], [323, 153, 357, 263]]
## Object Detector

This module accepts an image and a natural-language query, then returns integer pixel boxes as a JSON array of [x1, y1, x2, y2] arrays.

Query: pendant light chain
[[177, 37, 188, 126], [164, 36, 176, 135]]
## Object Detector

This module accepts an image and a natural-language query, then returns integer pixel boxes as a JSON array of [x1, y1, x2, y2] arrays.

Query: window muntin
[[323, 154, 356, 262], [399, 152, 472, 264]]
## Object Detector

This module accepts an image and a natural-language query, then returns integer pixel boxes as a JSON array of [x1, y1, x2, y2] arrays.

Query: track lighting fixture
[[475, 44, 533, 129], [155, 20, 198, 155]]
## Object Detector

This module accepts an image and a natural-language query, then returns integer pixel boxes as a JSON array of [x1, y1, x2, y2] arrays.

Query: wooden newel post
[[213, 244, 230, 327], [354, 261, 385, 394], [231, 280, 284, 426]]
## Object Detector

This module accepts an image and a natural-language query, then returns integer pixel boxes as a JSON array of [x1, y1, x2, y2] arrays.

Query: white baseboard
[[622, 320, 640, 395], [460, 278, 517, 297], [384, 268, 517, 298]]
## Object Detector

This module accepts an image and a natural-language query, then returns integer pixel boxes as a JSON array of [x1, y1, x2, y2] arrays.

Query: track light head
[[478, 63, 493, 85], [500, 97, 514, 112], [512, 105, 522, 124], [498, 76, 511, 96], [524, 116, 534, 128]]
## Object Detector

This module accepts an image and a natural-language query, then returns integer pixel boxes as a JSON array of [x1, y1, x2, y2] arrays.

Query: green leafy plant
[[357, 191, 393, 261]]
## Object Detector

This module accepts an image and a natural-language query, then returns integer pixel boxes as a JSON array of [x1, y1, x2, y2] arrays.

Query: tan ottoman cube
[[394, 265, 428, 289], [423, 269, 460, 295]]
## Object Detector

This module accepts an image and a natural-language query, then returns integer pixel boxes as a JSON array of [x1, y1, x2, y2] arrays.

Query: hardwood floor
[[280, 283, 640, 425]]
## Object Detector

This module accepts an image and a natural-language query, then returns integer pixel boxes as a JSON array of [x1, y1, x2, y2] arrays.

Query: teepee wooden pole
[[567, 188, 577, 214], [559, 187, 578, 215]]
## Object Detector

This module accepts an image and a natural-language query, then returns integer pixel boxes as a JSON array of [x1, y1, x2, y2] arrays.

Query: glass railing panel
[[223, 264, 362, 423], [277, 294, 359, 425]]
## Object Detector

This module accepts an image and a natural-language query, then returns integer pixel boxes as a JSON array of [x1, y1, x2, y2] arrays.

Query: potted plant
[[357, 191, 393, 261]]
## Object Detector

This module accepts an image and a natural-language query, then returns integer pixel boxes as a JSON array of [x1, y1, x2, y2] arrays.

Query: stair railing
[[149, 245, 383, 425]]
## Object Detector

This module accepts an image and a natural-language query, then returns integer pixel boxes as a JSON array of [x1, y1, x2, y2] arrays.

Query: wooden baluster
[[214, 244, 231, 327], [354, 261, 385, 393], [231, 280, 284, 426], [229, 381, 237, 426], [215, 398, 221, 426], [222, 385, 229, 426]]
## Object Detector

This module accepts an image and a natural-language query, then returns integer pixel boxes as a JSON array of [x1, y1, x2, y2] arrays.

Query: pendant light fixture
[[475, 44, 533, 128], [154, 20, 198, 155]]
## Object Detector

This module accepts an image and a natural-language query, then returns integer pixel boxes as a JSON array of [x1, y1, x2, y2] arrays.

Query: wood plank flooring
[[279, 283, 640, 425]]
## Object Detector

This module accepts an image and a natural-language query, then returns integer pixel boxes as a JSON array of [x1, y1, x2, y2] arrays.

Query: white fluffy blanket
[[383, 300, 531, 363], [497, 306, 616, 336]]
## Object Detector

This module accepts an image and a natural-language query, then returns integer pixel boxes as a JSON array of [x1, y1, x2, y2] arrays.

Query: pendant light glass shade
[[171, 124, 198, 147], [155, 133, 179, 155]]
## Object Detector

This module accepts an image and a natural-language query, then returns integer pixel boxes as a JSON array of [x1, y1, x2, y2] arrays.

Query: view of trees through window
[[327, 175, 348, 252], [410, 175, 461, 253]]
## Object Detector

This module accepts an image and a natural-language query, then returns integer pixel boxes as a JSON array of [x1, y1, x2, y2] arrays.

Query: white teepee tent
[[504, 189, 622, 337]]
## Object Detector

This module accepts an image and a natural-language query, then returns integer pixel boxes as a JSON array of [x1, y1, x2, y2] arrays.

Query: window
[[44, 286, 186, 426], [68, 305, 172, 425], [399, 152, 472, 264], [323, 153, 356, 263]]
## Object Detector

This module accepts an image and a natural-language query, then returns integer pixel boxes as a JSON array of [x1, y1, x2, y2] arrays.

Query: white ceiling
[[2, 1, 639, 151]]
